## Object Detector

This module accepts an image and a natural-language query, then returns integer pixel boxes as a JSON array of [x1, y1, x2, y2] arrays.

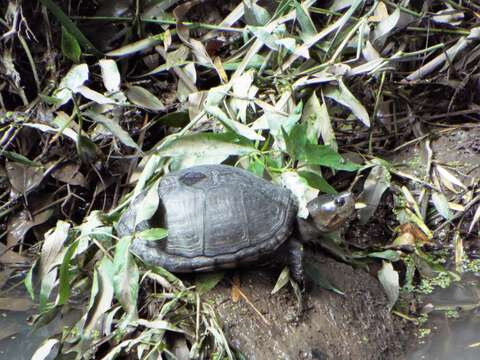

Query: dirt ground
[[206, 254, 412, 360]]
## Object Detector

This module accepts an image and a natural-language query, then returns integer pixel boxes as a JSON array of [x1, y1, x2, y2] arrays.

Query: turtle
[[116, 164, 355, 283]]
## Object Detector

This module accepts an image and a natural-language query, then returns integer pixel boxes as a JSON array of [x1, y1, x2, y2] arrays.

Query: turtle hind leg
[[287, 237, 304, 285]]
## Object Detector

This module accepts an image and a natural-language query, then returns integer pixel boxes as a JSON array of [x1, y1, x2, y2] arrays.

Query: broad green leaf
[[301, 144, 360, 171], [125, 85, 165, 111], [113, 236, 139, 320], [84, 111, 140, 150], [324, 80, 370, 127], [298, 171, 337, 194], [61, 26, 81, 62], [136, 228, 168, 241], [271, 266, 290, 294], [283, 122, 307, 161], [158, 132, 256, 168], [247, 157, 265, 177], [378, 261, 399, 309], [195, 272, 225, 294]]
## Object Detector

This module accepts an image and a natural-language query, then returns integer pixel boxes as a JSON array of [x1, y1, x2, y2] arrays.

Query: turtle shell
[[122, 164, 298, 272]]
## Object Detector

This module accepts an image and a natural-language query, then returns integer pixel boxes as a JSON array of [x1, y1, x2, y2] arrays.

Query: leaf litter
[[1, 0, 480, 358]]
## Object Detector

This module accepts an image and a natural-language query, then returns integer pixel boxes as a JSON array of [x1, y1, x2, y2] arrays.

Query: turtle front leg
[[287, 237, 304, 285]]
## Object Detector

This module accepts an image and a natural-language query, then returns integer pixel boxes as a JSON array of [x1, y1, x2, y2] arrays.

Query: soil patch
[[207, 254, 412, 359]]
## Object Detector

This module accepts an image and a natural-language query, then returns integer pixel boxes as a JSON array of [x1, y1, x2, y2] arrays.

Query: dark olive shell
[[117, 164, 298, 272]]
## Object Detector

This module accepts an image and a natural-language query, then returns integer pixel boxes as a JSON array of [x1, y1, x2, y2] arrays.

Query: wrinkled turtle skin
[[116, 165, 355, 282]]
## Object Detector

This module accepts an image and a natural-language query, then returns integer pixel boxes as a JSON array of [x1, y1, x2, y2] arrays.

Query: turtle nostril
[[335, 197, 346, 207]]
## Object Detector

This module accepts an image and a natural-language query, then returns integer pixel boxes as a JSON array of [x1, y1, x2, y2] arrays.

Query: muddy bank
[[206, 254, 411, 359]]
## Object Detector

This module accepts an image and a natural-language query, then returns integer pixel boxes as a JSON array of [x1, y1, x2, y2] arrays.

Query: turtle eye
[[334, 197, 345, 207]]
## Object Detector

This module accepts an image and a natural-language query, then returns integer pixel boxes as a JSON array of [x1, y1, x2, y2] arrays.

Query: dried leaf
[[51, 162, 87, 187], [54, 63, 89, 106], [5, 161, 44, 195], [432, 191, 452, 220], [84, 110, 140, 150], [99, 59, 121, 92], [271, 266, 290, 294]]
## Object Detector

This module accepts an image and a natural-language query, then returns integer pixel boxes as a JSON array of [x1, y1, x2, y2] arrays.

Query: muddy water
[[408, 274, 480, 360], [0, 288, 77, 360]]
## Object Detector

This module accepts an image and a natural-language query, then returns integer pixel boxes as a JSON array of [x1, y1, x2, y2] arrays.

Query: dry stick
[[230, 280, 270, 326], [404, 27, 480, 82]]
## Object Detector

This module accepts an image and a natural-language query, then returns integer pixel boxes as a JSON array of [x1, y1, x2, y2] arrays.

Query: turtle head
[[306, 192, 355, 233]]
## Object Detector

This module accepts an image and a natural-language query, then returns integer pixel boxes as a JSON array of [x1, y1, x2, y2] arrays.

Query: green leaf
[[61, 26, 81, 62], [38, 221, 71, 310], [84, 257, 115, 334], [283, 122, 307, 161], [134, 181, 161, 228], [76, 135, 97, 164], [206, 104, 264, 141], [243, 2, 271, 26], [159, 132, 257, 168], [136, 228, 168, 241], [301, 144, 360, 171], [113, 236, 139, 320], [294, 0, 317, 41], [57, 240, 79, 305], [368, 250, 401, 262], [298, 171, 337, 194], [125, 85, 165, 112], [195, 272, 225, 294], [39, 0, 101, 55], [247, 157, 265, 177], [0, 150, 41, 167], [25, 264, 36, 300], [303, 92, 337, 150]]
